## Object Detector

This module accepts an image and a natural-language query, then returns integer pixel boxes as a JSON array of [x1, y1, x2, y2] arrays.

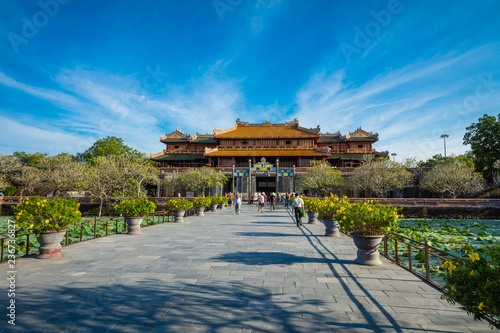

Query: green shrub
[[441, 247, 500, 329], [114, 198, 156, 217], [3, 186, 17, 196]]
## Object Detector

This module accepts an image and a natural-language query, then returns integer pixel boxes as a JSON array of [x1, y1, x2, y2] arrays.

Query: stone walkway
[[1, 205, 494, 332]]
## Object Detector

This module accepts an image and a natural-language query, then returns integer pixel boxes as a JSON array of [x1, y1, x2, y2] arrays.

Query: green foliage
[[417, 154, 474, 168], [165, 198, 193, 211], [297, 164, 345, 196], [193, 196, 211, 207], [12, 151, 49, 167], [3, 186, 17, 196], [441, 249, 500, 329], [77, 136, 146, 163], [114, 198, 156, 217], [463, 114, 500, 182], [13, 196, 82, 235]]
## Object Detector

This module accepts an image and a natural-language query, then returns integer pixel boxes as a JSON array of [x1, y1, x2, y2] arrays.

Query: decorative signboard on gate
[[252, 157, 276, 173]]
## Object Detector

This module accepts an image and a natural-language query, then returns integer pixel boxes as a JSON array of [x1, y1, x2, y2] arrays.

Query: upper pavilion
[[151, 119, 386, 168]]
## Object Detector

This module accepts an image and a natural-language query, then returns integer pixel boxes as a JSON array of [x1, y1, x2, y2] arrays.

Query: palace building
[[151, 119, 386, 194]]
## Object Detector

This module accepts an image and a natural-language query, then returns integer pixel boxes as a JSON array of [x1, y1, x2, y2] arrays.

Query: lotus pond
[[0, 215, 173, 261], [382, 218, 500, 285]]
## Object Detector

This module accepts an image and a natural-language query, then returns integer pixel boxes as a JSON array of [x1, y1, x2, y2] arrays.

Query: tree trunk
[[99, 197, 103, 218]]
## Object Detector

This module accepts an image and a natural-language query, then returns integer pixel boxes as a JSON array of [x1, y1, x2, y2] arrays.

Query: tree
[[297, 164, 345, 196], [38, 155, 85, 197], [77, 136, 146, 163], [18, 166, 44, 196], [420, 160, 484, 198], [417, 154, 474, 168], [0, 155, 22, 191], [350, 156, 413, 197], [463, 114, 500, 182], [12, 151, 49, 167], [82, 156, 122, 217], [113, 155, 158, 199], [179, 168, 228, 196]]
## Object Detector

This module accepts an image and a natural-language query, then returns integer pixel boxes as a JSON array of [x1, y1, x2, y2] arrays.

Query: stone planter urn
[[323, 219, 340, 237], [173, 210, 186, 223], [352, 235, 384, 266], [211, 204, 218, 212], [195, 206, 205, 216], [36, 230, 67, 259], [307, 211, 319, 224], [125, 217, 143, 235]]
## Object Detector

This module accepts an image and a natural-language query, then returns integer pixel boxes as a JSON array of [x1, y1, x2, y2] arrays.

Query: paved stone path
[[1, 205, 494, 332]]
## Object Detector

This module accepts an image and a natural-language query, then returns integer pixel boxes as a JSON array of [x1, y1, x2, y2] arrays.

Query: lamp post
[[292, 165, 296, 193], [248, 159, 252, 202], [440, 134, 449, 157], [232, 165, 235, 194], [275, 158, 279, 194], [391, 153, 397, 162]]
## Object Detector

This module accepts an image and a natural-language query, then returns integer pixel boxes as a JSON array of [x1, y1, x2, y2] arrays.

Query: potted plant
[[165, 198, 193, 223], [193, 197, 210, 216], [441, 250, 500, 329], [114, 198, 156, 234], [13, 196, 81, 259], [317, 196, 348, 237], [303, 197, 321, 224], [218, 196, 229, 210], [209, 196, 221, 212], [340, 201, 399, 265]]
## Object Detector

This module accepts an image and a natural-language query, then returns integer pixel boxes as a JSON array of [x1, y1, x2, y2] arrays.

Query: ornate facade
[[151, 119, 385, 168]]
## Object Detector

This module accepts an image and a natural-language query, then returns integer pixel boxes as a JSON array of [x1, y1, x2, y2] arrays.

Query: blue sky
[[1, 0, 499, 161]]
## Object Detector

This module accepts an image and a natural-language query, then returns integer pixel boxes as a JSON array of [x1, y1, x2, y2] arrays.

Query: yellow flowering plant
[[193, 197, 210, 207], [209, 196, 224, 205], [13, 196, 82, 236], [165, 198, 193, 212], [317, 195, 349, 220], [441, 247, 500, 329], [114, 198, 156, 217], [303, 197, 322, 213], [338, 201, 399, 236]]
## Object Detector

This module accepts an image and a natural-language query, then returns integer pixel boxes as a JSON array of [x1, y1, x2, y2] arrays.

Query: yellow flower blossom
[[451, 285, 456, 292], [29, 224, 34, 228], [469, 253, 480, 262], [45, 219, 49, 224], [469, 270, 475, 276], [478, 302, 486, 310]]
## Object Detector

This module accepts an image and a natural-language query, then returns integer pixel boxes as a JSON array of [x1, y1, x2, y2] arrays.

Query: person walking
[[257, 193, 265, 213], [234, 194, 241, 215], [285, 192, 290, 209], [270, 192, 276, 211], [291, 193, 304, 226], [228, 192, 233, 208]]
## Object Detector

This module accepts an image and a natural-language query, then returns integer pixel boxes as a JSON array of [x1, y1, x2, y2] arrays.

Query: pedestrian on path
[[270, 192, 276, 211], [285, 192, 290, 209], [291, 193, 304, 226], [257, 193, 265, 213], [234, 194, 241, 215]]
